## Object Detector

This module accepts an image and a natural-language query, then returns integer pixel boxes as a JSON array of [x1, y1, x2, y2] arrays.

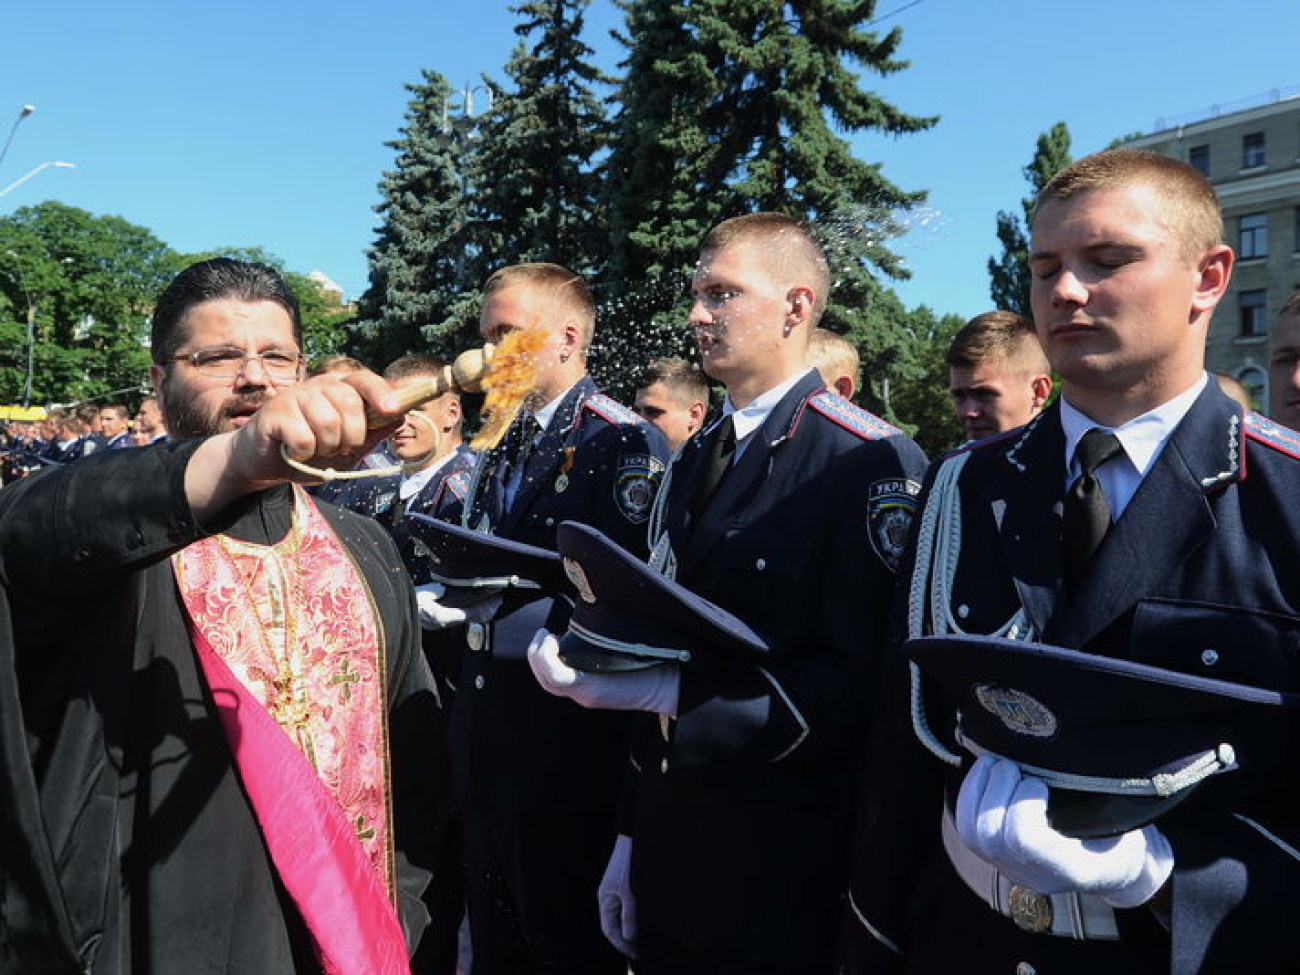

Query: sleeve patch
[[868, 478, 921, 572], [614, 453, 665, 524]]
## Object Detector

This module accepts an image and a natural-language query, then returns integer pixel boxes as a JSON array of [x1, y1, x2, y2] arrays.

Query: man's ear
[[688, 399, 707, 430], [787, 287, 816, 326], [558, 320, 583, 363], [1030, 374, 1053, 409], [1191, 244, 1234, 315]]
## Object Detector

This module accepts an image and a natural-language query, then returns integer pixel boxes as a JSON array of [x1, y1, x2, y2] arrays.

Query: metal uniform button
[[474, 675, 485, 690], [957, 604, 971, 619], [545, 517, 555, 527], [755, 558, 766, 570], [1201, 648, 1219, 666], [1016, 964, 1037, 975], [467, 623, 486, 653], [660, 758, 669, 773]]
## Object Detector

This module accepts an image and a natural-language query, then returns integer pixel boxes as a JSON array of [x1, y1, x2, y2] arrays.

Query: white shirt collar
[[531, 383, 574, 432], [1059, 373, 1207, 519], [722, 368, 815, 445], [399, 448, 461, 501]]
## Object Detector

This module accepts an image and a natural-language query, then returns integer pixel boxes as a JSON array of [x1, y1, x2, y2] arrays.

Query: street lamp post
[[0, 104, 35, 173], [0, 160, 76, 200]]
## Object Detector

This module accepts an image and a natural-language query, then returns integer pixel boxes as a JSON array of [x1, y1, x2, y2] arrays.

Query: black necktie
[[1063, 428, 1124, 590], [692, 415, 736, 517], [502, 413, 540, 511]]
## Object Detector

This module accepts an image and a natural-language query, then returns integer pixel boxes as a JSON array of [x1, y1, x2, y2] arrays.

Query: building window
[[1240, 289, 1267, 337], [1243, 132, 1266, 169], [1189, 145, 1209, 176], [1239, 213, 1269, 259]]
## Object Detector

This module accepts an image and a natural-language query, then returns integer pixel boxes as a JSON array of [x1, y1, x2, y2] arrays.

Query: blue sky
[[2, 0, 1296, 323]]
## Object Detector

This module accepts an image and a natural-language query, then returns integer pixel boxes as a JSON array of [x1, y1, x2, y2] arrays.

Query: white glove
[[414, 581, 503, 631], [955, 756, 1173, 908], [598, 834, 637, 959], [526, 629, 681, 714]]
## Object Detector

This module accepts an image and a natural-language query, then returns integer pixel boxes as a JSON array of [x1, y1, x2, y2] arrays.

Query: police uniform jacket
[[845, 384, 1300, 975], [452, 375, 669, 816], [631, 369, 927, 974]]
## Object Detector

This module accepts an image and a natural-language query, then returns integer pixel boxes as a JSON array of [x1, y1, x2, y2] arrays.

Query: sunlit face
[[1269, 314, 1300, 431], [388, 377, 458, 467], [948, 360, 1045, 441], [633, 381, 698, 450], [479, 284, 572, 403], [99, 409, 128, 437], [135, 399, 163, 435], [1029, 183, 1212, 399], [150, 299, 302, 440], [689, 244, 792, 388]]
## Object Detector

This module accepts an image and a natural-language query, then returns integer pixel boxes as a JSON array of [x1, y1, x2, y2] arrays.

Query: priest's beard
[[163, 389, 268, 440]]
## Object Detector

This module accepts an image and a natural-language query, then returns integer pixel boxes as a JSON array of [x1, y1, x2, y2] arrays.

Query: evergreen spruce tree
[[988, 121, 1072, 316], [603, 0, 936, 414], [461, 0, 609, 286], [351, 70, 477, 367], [594, 0, 723, 394]]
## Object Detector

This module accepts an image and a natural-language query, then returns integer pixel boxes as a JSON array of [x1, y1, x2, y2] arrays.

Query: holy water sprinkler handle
[[365, 343, 495, 427]]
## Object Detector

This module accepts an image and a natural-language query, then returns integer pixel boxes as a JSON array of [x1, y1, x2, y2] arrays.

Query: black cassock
[[0, 440, 442, 974]]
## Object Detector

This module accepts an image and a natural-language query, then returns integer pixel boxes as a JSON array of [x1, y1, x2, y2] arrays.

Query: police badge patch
[[867, 478, 920, 572], [614, 454, 665, 524]]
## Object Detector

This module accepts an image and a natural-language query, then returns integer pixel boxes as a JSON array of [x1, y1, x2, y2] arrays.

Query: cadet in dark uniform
[[529, 214, 927, 974], [844, 150, 1300, 974], [329, 353, 477, 975], [426, 262, 669, 973]]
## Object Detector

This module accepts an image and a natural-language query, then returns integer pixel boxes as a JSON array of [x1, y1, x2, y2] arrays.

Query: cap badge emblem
[[563, 557, 598, 603], [975, 684, 1058, 738]]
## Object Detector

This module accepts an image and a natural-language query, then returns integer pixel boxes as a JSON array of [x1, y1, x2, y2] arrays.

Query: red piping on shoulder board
[[806, 391, 901, 440]]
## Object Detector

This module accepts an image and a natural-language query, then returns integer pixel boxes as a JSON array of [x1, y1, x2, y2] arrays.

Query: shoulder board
[[583, 392, 641, 427], [443, 469, 472, 501], [807, 391, 903, 441], [1245, 412, 1300, 460]]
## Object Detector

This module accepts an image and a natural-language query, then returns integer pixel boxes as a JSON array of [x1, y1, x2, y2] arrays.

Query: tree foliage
[[988, 122, 1072, 316], [463, 0, 610, 280], [595, 0, 937, 402], [0, 203, 178, 406], [0, 206, 349, 408], [350, 70, 478, 367]]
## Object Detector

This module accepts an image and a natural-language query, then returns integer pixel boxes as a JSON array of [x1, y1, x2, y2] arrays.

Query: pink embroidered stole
[[173, 486, 409, 974]]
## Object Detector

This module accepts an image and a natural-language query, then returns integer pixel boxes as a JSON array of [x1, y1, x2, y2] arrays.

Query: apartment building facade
[[1125, 91, 1300, 407]]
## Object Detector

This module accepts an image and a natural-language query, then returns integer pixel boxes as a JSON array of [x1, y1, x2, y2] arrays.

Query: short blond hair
[[1035, 149, 1222, 261], [701, 213, 831, 326], [483, 262, 595, 351], [807, 328, 860, 389]]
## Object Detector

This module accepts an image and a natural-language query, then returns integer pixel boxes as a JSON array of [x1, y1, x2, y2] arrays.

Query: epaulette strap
[[808, 391, 902, 441], [444, 470, 472, 501], [584, 392, 641, 427], [1244, 412, 1300, 460]]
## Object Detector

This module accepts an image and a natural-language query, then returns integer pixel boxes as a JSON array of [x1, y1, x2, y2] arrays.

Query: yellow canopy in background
[[0, 405, 48, 422]]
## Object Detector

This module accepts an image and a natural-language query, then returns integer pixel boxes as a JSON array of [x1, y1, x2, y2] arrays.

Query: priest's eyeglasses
[[169, 347, 305, 381]]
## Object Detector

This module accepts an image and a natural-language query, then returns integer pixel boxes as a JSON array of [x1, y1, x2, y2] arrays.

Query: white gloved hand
[[955, 756, 1173, 908], [598, 834, 637, 958], [526, 629, 681, 714], [414, 582, 503, 631]]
